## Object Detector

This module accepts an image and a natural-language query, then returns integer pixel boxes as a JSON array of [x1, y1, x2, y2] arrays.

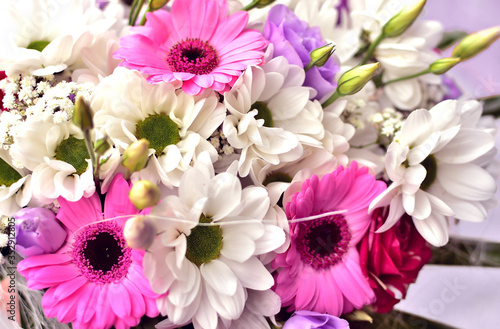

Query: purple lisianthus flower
[[263, 5, 340, 101], [14, 207, 67, 258], [283, 311, 350, 329]]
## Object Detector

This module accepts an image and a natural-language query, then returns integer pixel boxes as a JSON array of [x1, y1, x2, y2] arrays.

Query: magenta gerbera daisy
[[273, 163, 386, 316], [114, 0, 268, 95], [17, 174, 159, 329]]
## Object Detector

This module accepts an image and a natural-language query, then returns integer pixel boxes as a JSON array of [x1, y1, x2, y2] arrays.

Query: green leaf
[[437, 31, 468, 50], [480, 95, 500, 117]]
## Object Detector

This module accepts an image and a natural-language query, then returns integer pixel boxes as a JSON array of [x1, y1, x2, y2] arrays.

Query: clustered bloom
[[114, 0, 268, 95], [143, 153, 285, 329], [359, 209, 432, 313], [4, 0, 500, 328], [370, 100, 498, 246], [274, 163, 386, 316], [17, 175, 159, 329], [263, 5, 340, 100]]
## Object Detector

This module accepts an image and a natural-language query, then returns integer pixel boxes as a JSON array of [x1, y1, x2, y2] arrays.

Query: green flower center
[[263, 172, 292, 186], [253, 101, 274, 127], [0, 157, 22, 187], [135, 114, 180, 157], [420, 155, 437, 190], [54, 136, 90, 175], [26, 40, 50, 52], [185, 214, 223, 267]]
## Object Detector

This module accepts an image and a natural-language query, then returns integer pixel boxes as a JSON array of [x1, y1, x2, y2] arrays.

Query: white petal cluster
[[93, 67, 226, 187], [0, 0, 123, 77], [223, 56, 328, 177], [144, 154, 285, 329], [370, 100, 498, 246], [8, 114, 95, 203]]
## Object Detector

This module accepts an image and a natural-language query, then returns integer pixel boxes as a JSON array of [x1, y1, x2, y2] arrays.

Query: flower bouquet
[[0, 0, 499, 328]]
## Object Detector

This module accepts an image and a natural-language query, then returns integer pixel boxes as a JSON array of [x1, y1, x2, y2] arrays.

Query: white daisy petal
[[412, 214, 449, 247], [200, 260, 238, 296], [437, 163, 497, 201], [435, 129, 495, 164]]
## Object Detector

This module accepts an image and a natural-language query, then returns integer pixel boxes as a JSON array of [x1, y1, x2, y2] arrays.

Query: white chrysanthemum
[[144, 153, 285, 329], [8, 114, 95, 203], [93, 67, 226, 187], [370, 100, 498, 246], [0, 150, 34, 216], [349, 0, 444, 110], [71, 31, 122, 85], [0, 0, 117, 76], [223, 56, 330, 176]]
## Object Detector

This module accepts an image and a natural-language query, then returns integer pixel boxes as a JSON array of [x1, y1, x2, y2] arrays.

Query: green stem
[[242, 0, 260, 11], [139, 0, 152, 26], [321, 90, 341, 108], [304, 61, 314, 71], [361, 33, 385, 65], [129, 0, 145, 26], [382, 68, 431, 86], [83, 130, 101, 194]]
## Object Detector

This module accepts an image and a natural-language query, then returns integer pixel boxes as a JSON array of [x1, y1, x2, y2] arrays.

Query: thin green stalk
[[83, 130, 101, 194], [242, 0, 260, 11], [321, 90, 341, 108], [139, 0, 152, 26], [361, 33, 385, 65], [129, 0, 145, 26], [382, 68, 431, 86]]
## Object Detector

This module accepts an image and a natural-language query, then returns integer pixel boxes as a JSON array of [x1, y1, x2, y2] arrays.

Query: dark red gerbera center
[[295, 214, 351, 269], [73, 221, 132, 283], [167, 38, 219, 75]]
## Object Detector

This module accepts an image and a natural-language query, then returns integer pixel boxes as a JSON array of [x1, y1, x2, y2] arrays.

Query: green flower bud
[[382, 0, 427, 38], [123, 215, 157, 250], [121, 139, 150, 173], [429, 57, 461, 74], [129, 180, 161, 210], [452, 26, 500, 61], [72, 95, 93, 131], [255, 0, 276, 9], [305, 43, 336, 71], [337, 63, 381, 96], [150, 0, 169, 11]]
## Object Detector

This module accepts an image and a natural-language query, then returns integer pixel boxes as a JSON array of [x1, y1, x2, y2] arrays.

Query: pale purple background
[[424, 0, 500, 98]]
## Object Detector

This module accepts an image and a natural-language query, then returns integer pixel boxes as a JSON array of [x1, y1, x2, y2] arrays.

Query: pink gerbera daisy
[[114, 0, 268, 95], [17, 174, 159, 329], [273, 163, 386, 316]]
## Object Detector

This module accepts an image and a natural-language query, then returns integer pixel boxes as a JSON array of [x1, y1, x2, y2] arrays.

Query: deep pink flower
[[273, 163, 386, 316], [358, 209, 432, 313], [114, 0, 267, 95], [0, 71, 6, 111], [17, 174, 159, 329]]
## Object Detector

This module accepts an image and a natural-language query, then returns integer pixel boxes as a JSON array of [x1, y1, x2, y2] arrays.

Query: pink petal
[[210, 11, 248, 49], [51, 276, 88, 302], [104, 174, 138, 220], [181, 79, 203, 95], [57, 192, 102, 232], [109, 282, 132, 318], [31, 265, 80, 287], [77, 284, 100, 323], [17, 253, 72, 273]]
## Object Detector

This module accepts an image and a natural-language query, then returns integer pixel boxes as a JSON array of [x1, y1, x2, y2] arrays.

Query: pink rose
[[358, 208, 432, 313]]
